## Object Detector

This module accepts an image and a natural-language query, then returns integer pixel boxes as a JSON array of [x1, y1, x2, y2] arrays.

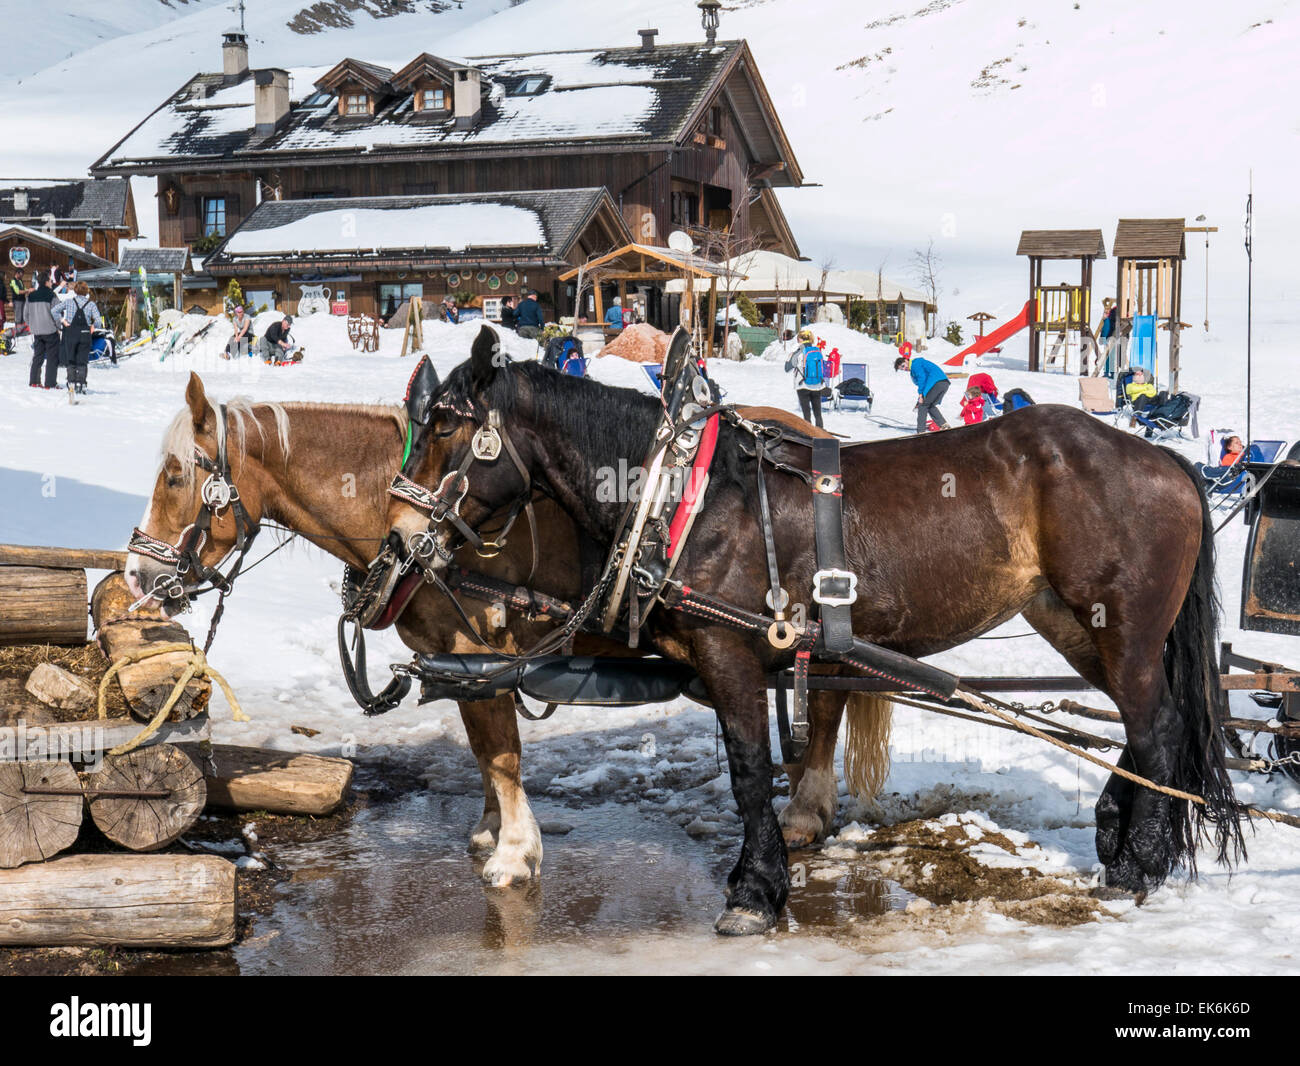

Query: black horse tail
[[1164, 450, 1246, 872]]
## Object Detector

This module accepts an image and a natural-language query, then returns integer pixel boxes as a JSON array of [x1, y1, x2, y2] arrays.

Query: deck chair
[[1132, 392, 1199, 441], [833, 362, 873, 412], [1078, 376, 1118, 421], [1199, 438, 1290, 500]]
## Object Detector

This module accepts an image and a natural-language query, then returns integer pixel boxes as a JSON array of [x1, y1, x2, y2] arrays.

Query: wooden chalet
[[202, 188, 630, 319], [89, 29, 805, 317], [0, 225, 112, 295], [0, 178, 138, 265]]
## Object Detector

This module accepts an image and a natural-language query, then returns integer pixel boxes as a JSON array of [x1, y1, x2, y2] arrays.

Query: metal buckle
[[812, 568, 858, 607], [813, 473, 841, 495]]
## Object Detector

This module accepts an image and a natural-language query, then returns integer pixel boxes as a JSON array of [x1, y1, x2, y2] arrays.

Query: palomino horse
[[125, 373, 890, 885], [385, 327, 1242, 935]]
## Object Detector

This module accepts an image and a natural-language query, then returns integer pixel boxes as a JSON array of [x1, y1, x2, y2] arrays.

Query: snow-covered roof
[[204, 188, 628, 271], [91, 41, 793, 174]]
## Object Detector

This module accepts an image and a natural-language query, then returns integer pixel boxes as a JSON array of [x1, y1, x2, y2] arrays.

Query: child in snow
[[960, 385, 987, 425]]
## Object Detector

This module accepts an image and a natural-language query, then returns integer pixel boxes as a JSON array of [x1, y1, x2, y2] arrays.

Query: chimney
[[638, 28, 658, 51], [84, 227, 94, 253], [222, 30, 249, 81], [12, 189, 27, 214], [453, 66, 482, 131], [254, 68, 290, 136]]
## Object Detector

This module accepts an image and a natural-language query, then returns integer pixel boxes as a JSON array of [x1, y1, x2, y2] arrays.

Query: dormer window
[[343, 92, 370, 116], [415, 87, 447, 112]]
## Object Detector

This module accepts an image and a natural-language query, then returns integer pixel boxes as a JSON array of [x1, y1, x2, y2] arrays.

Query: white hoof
[[482, 844, 540, 887]]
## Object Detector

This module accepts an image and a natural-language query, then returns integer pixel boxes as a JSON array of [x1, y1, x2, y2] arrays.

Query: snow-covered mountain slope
[[1, 0, 1295, 321]]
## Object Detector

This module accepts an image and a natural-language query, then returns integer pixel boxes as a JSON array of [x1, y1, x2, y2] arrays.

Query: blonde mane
[[160, 398, 405, 485]]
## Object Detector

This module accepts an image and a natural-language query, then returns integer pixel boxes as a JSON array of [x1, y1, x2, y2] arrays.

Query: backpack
[[837, 377, 872, 398], [1003, 388, 1035, 411], [801, 346, 824, 388]]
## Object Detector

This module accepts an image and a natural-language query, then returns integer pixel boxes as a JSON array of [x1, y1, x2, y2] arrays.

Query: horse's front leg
[[457, 695, 543, 886], [695, 639, 789, 935], [456, 700, 501, 853]]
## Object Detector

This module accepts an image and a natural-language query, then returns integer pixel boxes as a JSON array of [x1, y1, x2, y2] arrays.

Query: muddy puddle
[[117, 793, 914, 975]]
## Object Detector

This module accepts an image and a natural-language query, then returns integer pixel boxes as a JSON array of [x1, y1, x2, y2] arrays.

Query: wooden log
[[0, 544, 129, 570], [90, 573, 209, 720], [0, 567, 88, 647], [0, 762, 84, 869], [24, 662, 96, 712], [0, 854, 236, 948], [183, 744, 354, 816], [85, 746, 206, 852]]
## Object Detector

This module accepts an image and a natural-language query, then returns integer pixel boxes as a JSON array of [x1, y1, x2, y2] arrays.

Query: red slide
[[943, 299, 1036, 367]]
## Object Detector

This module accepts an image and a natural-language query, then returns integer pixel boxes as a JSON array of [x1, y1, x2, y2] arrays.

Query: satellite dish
[[667, 230, 695, 254]]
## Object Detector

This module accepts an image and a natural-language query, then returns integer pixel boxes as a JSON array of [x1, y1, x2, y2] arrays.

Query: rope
[[942, 687, 1300, 831], [97, 642, 247, 756]]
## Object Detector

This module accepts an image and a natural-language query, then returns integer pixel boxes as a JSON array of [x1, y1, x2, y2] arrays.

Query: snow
[[1, 0, 1299, 973], [222, 203, 546, 255], [3, 305, 1299, 971]]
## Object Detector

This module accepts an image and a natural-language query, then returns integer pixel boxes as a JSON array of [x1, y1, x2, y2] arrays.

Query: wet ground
[[112, 793, 914, 976]]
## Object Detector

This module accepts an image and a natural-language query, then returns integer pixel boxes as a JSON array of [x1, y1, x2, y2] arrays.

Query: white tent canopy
[[665, 250, 866, 298]]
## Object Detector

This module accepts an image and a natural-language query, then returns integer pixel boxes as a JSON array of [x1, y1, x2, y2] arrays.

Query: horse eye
[[435, 426, 458, 439], [165, 475, 184, 489]]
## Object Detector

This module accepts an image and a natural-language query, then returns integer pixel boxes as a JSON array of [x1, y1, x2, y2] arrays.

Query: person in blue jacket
[[515, 289, 546, 339], [604, 296, 625, 331], [894, 351, 950, 432], [785, 327, 826, 427]]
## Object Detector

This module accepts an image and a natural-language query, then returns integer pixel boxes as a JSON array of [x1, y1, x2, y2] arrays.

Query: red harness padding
[[667, 413, 720, 555]]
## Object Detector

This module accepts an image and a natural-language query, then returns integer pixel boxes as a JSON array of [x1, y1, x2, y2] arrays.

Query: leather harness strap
[[810, 437, 857, 655]]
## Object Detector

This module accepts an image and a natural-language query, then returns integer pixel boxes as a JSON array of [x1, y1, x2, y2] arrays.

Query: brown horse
[[384, 327, 1242, 934], [125, 373, 888, 886]]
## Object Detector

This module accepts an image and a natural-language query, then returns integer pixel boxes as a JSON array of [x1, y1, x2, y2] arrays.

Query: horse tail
[[1164, 450, 1245, 872], [843, 692, 893, 799]]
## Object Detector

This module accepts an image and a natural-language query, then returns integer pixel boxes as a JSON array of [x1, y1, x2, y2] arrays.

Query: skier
[[785, 327, 826, 428], [57, 282, 102, 399], [25, 275, 62, 389], [894, 351, 950, 432]]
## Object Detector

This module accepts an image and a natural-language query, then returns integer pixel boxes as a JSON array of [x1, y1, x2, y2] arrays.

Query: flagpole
[[1245, 172, 1253, 448]]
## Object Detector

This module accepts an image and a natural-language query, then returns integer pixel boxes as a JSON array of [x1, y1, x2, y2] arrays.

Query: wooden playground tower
[[1015, 230, 1106, 372], [1113, 218, 1187, 390]]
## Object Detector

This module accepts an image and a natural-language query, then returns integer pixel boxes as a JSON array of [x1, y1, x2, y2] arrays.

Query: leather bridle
[[386, 408, 537, 578], [127, 402, 260, 611]]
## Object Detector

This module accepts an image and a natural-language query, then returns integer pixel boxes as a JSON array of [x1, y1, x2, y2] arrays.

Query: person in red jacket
[[959, 384, 987, 425]]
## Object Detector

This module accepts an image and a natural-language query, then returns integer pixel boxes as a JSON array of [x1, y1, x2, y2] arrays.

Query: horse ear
[[469, 324, 503, 390], [185, 373, 211, 430]]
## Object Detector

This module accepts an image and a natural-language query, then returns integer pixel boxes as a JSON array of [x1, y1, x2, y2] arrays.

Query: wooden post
[[184, 744, 354, 816], [1028, 257, 1040, 372], [173, 272, 182, 312], [705, 276, 718, 363]]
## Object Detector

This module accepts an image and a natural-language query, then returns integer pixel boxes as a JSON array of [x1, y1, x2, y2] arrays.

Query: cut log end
[[0, 761, 84, 869], [85, 746, 207, 852]]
